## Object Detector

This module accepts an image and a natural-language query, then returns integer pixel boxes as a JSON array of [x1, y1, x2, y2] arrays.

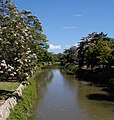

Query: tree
[[78, 32, 109, 69], [86, 40, 112, 69], [61, 46, 78, 66], [0, 0, 48, 81]]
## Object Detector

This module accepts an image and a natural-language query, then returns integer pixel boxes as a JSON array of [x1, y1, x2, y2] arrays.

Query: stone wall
[[0, 82, 27, 120]]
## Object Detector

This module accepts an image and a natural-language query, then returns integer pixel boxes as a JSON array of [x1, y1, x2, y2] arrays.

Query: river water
[[30, 66, 114, 120]]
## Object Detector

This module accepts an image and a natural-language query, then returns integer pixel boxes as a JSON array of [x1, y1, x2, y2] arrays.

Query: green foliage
[[109, 78, 114, 87], [0, 0, 48, 81], [65, 64, 78, 74], [61, 46, 78, 66], [77, 32, 113, 69], [86, 40, 112, 67], [61, 32, 114, 87], [64, 64, 78, 74]]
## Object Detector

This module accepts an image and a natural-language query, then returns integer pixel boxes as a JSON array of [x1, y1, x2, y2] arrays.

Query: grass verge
[[8, 76, 37, 120], [0, 82, 19, 92], [65, 64, 78, 74], [0, 82, 19, 100]]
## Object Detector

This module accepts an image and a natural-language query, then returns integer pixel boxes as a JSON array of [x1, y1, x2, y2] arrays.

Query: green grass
[[8, 76, 37, 120], [65, 64, 78, 74], [0, 82, 19, 100], [0, 82, 19, 92]]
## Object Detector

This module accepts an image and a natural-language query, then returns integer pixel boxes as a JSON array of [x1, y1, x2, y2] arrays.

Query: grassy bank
[[8, 76, 37, 120], [0, 82, 19, 102], [8, 63, 49, 120], [64, 64, 78, 74]]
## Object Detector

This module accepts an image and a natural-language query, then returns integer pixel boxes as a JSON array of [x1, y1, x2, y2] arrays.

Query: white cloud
[[74, 14, 82, 17], [65, 43, 78, 49], [49, 44, 61, 50], [73, 43, 78, 46], [63, 26, 78, 29]]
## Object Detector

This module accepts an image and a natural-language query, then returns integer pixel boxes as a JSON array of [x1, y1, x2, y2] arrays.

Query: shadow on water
[[102, 87, 114, 94], [76, 69, 109, 84], [76, 68, 114, 103], [87, 93, 114, 102]]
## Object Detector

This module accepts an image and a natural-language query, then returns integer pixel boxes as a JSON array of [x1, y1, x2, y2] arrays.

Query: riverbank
[[62, 64, 114, 99], [63, 64, 78, 75], [7, 63, 49, 120], [62, 63, 114, 87], [7, 76, 37, 120]]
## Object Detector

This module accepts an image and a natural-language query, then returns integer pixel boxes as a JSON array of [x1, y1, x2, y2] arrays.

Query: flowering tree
[[78, 32, 113, 70], [0, 0, 48, 81], [77, 32, 108, 69]]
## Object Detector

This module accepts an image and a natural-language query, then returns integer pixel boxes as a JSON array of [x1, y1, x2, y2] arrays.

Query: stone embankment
[[0, 82, 28, 120]]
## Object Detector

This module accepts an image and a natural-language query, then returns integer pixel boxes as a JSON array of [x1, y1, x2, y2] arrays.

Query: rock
[[0, 83, 26, 120]]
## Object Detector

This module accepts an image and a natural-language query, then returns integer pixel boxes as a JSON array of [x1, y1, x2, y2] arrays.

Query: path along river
[[30, 66, 114, 120]]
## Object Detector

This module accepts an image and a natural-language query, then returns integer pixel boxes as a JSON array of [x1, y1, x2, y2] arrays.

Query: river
[[30, 66, 114, 120]]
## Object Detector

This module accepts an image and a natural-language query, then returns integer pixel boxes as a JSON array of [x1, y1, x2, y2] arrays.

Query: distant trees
[[0, 0, 48, 81], [61, 46, 78, 66], [61, 32, 114, 71], [78, 32, 114, 70]]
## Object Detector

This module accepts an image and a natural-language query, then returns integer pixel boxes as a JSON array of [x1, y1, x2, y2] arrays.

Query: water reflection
[[78, 81, 114, 120], [31, 68, 114, 120]]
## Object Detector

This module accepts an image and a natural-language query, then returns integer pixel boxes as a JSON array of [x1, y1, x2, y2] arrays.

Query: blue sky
[[14, 0, 114, 53]]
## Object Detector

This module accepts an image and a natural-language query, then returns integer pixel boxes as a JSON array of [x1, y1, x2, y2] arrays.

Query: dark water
[[30, 67, 114, 120]]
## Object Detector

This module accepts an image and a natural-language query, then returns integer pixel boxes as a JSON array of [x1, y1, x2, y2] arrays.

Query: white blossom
[[15, 41, 18, 44], [0, 71, 3, 73], [24, 32, 28, 37], [25, 73, 28, 76], [24, 59, 27, 62], [19, 61, 23, 64], [25, 64, 28, 66], [1, 63, 6, 67], [21, 36, 24, 39], [27, 50, 31, 54], [10, 73, 14, 76], [12, 19, 16, 22], [18, 67, 21, 69], [13, 72, 17, 75], [8, 65, 14, 70], [16, 69, 19, 71], [34, 56, 37, 58], [2, 60, 6, 63], [17, 59, 21, 62], [24, 29, 28, 32], [5, 66, 8, 69], [26, 76, 29, 79], [33, 53, 36, 56], [3, 27, 7, 29], [19, 22, 21, 25], [29, 35, 33, 38], [8, 69, 12, 72], [14, 57, 18, 60]]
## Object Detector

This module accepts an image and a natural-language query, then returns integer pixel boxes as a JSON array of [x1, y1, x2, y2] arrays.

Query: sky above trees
[[14, 0, 114, 53]]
